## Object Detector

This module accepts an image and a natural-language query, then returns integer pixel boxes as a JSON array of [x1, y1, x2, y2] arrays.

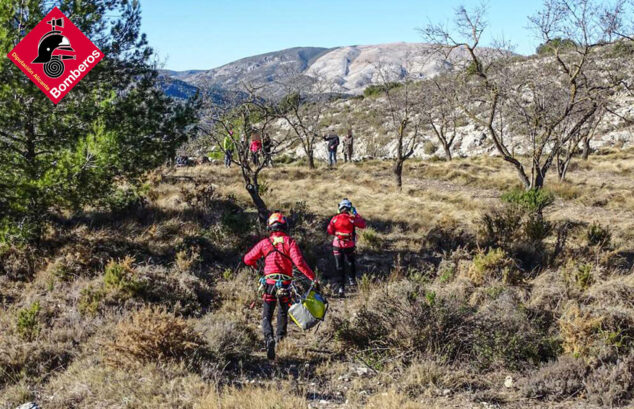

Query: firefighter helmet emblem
[[31, 17, 76, 78]]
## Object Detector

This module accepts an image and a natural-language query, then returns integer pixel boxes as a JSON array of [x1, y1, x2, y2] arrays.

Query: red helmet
[[267, 212, 288, 231]]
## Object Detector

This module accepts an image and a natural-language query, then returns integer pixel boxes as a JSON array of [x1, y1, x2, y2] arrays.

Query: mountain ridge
[[160, 42, 478, 99]]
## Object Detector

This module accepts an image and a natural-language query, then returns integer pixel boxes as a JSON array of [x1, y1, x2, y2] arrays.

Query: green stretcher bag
[[289, 290, 328, 331]]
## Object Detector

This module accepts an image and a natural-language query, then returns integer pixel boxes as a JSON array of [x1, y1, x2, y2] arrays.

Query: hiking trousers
[[262, 299, 290, 340], [333, 246, 356, 288], [224, 150, 233, 167], [328, 150, 337, 166], [344, 145, 353, 162]]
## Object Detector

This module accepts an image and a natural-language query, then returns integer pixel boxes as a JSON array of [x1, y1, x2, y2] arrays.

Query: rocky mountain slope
[[161, 42, 478, 99]]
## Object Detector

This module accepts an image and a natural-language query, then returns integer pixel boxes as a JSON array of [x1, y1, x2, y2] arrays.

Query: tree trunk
[[307, 153, 315, 169], [581, 138, 591, 160], [531, 170, 545, 190], [246, 183, 269, 225], [443, 144, 452, 161], [394, 160, 403, 190]]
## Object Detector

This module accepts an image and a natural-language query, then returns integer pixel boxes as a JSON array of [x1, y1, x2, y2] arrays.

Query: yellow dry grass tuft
[[195, 385, 308, 409], [559, 303, 604, 358], [103, 306, 207, 367]]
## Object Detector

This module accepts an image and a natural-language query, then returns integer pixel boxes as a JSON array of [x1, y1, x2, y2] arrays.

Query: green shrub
[[78, 286, 106, 316], [360, 228, 382, 250], [465, 60, 483, 76], [501, 188, 555, 214], [207, 149, 223, 160], [16, 301, 41, 341], [575, 263, 594, 290], [104, 256, 143, 297], [587, 223, 611, 248], [524, 213, 553, 243], [363, 82, 402, 98], [536, 38, 577, 55], [101, 186, 145, 215], [469, 248, 517, 285]]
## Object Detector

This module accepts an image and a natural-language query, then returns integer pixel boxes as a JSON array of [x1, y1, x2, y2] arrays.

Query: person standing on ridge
[[243, 212, 318, 360], [327, 199, 366, 297], [250, 133, 262, 166], [323, 131, 339, 167], [343, 129, 354, 163], [262, 133, 273, 167], [223, 130, 235, 167]]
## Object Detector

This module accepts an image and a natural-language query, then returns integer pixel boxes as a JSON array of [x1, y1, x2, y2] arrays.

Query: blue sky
[[141, 0, 545, 71]]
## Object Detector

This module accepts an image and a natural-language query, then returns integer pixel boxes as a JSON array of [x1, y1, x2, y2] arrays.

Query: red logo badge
[[7, 7, 104, 104]]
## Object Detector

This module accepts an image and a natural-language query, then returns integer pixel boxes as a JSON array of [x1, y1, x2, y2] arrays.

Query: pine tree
[[0, 1, 197, 242]]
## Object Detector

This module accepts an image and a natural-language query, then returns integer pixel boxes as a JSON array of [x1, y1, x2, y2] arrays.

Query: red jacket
[[243, 231, 315, 284], [250, 140, 262, 152], [327, 212, 366, 248]]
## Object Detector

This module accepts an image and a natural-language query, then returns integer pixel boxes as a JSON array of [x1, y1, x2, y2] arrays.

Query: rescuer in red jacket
[[243, 212, 317, 359], [327, 198, 366, 297]]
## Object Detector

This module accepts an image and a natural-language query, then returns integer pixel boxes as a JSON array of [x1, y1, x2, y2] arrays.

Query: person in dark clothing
[[343, 129, 354, 162], [262, 133, 273, 167], [323, 132, 340, 167]]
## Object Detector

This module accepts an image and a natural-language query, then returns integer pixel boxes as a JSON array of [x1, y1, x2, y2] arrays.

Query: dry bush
[[41, 357, 208, 409], [400, 360, 480, 398], [195, 385, 308, 409], [138, 265, 214, 317], [332, 279, 558, 370], [521, 356, 588, 401], [0, 244, 37, 280], [559, 304, 603, 358], [195, 313, 258, 363], [103, 307, 209, 368], [522, 354, 634, 406], [45, 252, 88, 282], [585, 353, 634, 406]]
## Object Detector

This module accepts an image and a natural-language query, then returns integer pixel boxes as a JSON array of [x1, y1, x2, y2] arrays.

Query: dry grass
[[195, 385, 308, 409], [103, 307, 208, 368], [2, 149, 634, 408]]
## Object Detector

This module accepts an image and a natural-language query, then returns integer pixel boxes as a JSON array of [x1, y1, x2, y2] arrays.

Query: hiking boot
[[265, 337, 276, 360], [347, 276, 357, 288], [337, 287, 345, 298]]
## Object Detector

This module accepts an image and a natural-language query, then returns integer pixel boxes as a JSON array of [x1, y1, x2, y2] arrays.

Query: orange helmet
[[267, 212, 288, 231]]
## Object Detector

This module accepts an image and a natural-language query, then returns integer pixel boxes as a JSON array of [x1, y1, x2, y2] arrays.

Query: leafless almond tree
[[278, 76, 332, 169], [420, 75, 464, 160], [374, 57, 423, 189], [421, 1, 614, 190], [200, 85, 293, 223]]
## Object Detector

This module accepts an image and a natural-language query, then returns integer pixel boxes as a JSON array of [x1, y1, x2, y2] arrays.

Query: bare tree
[[556, 104, 605, 179], [200, 85, 293, 223], [421, 75, 464, 160], [421, 1, 613, 190], [374, 57, 423, 189], [600, 0, 634, 41], [278, 76, 332, 169]]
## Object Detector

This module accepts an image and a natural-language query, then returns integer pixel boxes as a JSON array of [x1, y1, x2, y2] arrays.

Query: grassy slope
[[1, 149, 633, 408]]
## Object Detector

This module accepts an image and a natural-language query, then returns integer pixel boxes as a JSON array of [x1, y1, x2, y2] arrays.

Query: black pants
[[262, 299, 290, 340], [334, 247, 356, 288]]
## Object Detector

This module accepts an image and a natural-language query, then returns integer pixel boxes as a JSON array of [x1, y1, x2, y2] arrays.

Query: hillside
[[161, 42, 486, 99], [1, 150, 633, 408]]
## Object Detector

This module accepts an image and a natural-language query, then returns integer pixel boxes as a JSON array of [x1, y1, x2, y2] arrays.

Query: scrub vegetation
[[1, 149, 634, 408]]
